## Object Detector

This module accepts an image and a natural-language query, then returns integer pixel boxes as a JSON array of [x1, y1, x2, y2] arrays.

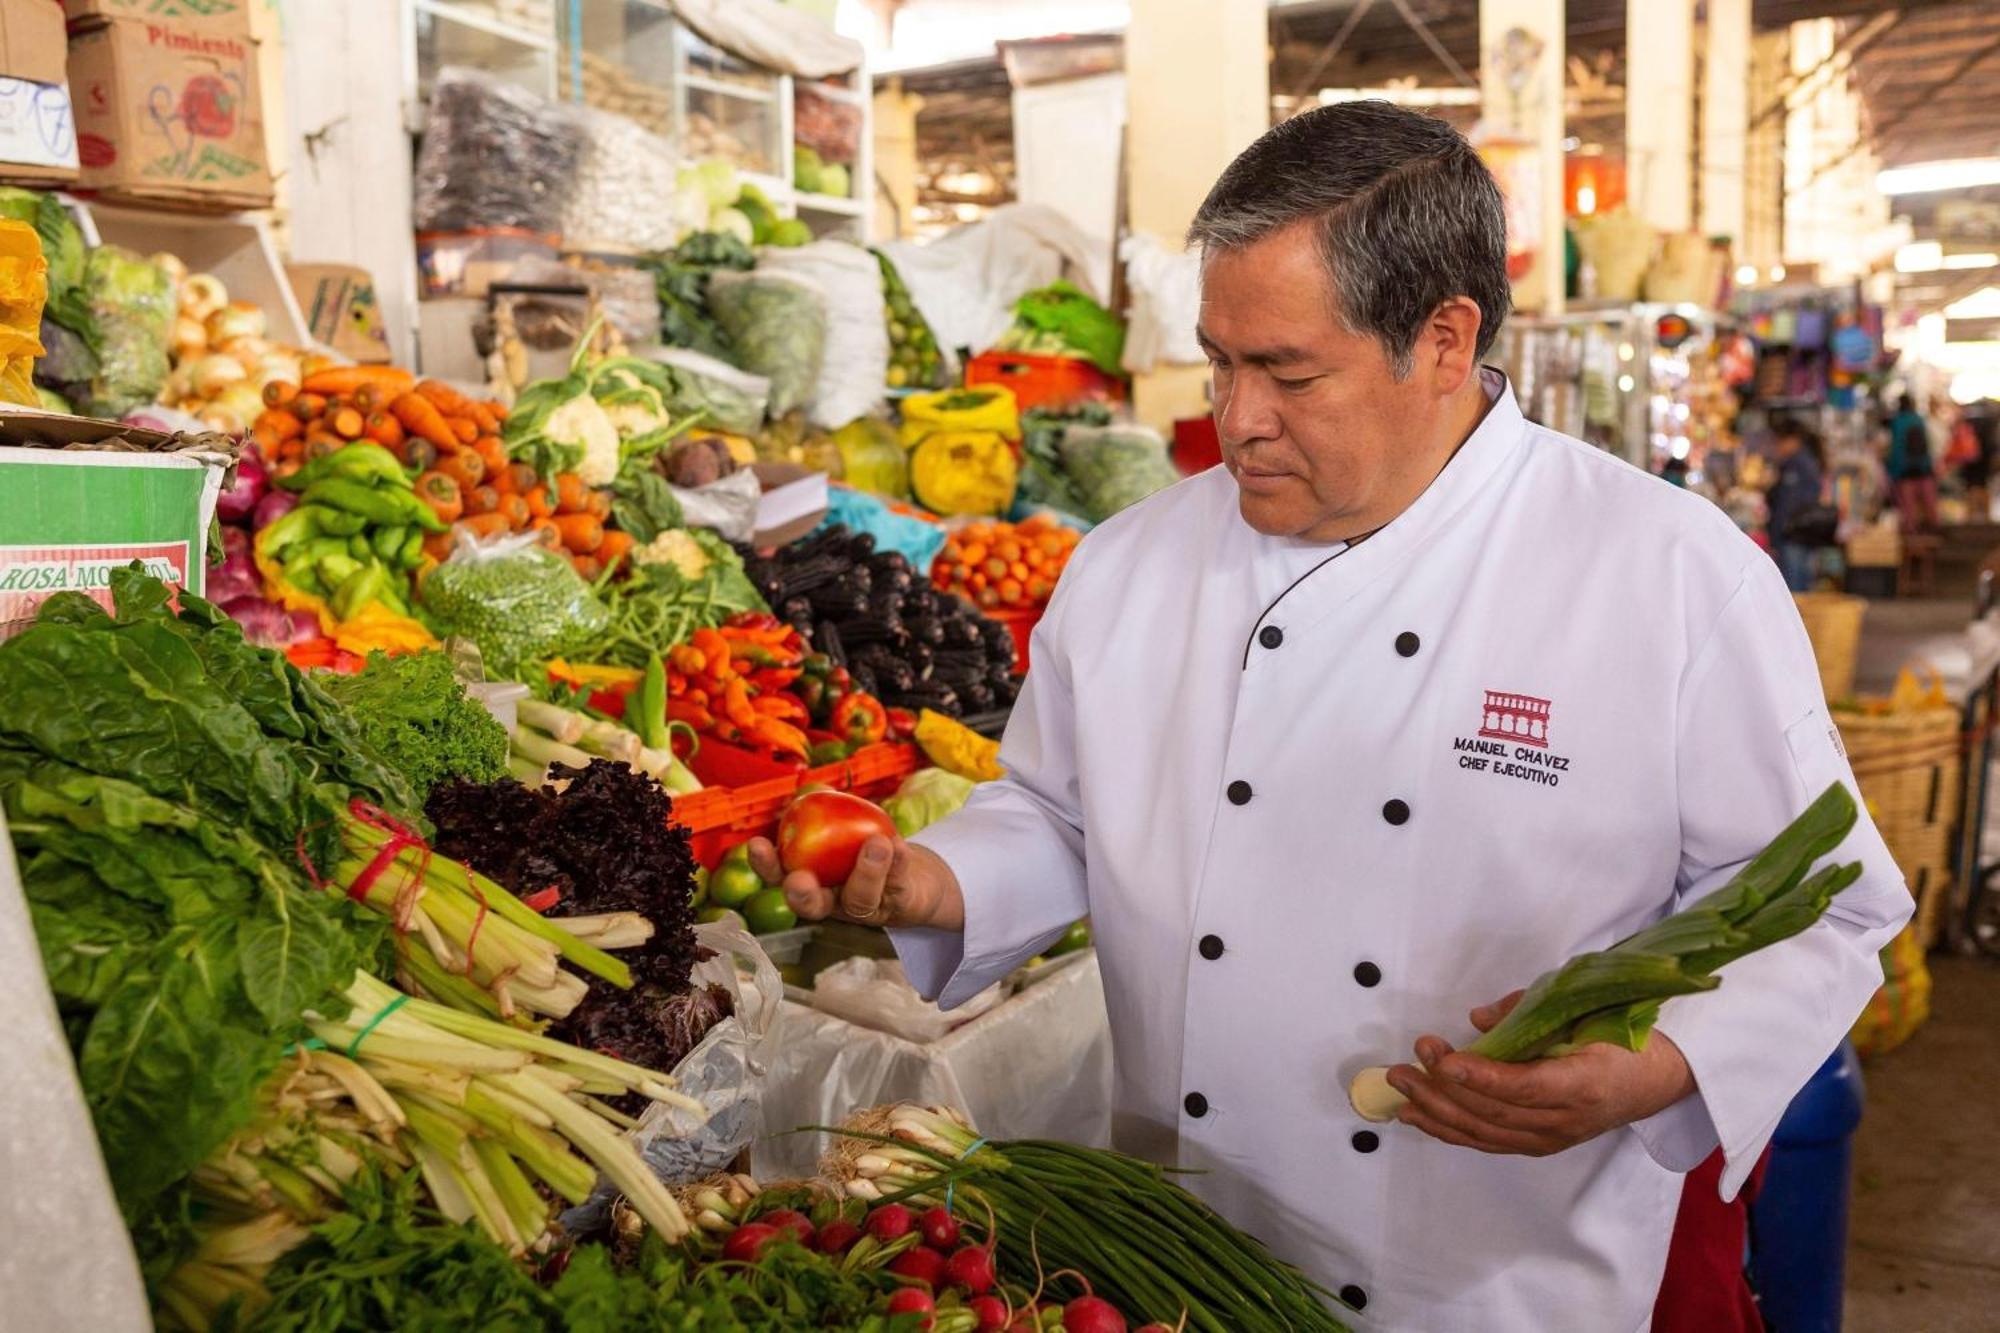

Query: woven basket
[[1838, 706, 1961, 948], [1794, 592, 1865, 703], [1846, 524, 1902, 569]]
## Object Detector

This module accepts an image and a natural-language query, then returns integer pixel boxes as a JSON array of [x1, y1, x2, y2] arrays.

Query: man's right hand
[[745, 834, 965, 932]]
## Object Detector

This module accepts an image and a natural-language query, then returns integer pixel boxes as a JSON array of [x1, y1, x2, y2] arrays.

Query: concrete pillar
[[1478, 0, 1566, 315], [1700, 0, 1750, 245], [1124, 0, 1268, 431], [872, 79, 923, 242], [1627, 0, 1696, 234]]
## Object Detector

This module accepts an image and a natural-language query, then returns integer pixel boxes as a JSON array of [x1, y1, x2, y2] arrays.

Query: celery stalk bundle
[[1350, 782, 1864, 1122], [332, 808, 645, 1021], [155, 972, 704, 1331]]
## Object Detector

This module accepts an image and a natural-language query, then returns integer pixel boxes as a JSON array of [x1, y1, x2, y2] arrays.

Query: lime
[[690, 865, 710, 908], [1049, 919, 1092, 956], [698, 906, 743, 927], [743, 887, 799, 935], [710, 857, 764, 910]]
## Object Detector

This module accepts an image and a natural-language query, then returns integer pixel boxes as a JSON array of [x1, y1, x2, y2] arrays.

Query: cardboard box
[[287, 262, 391, 363], [0, 0, 77, 185], [61, 0, 248, 30], [0, 410, 227, 634], [2, 0, 66, 84], [67, 13, 271, 209]]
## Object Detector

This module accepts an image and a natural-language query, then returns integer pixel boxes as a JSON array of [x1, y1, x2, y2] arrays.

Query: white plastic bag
[[562, 105, 685, 254], [1118, 233, 1204, 372], [808, 956, 1004, 1044], [642, 345, 771, 435], [879, 204, 1110, 363], [560, 918, 784, 1229], [672, 467, 763, 543], [755, 241, 890, 430]]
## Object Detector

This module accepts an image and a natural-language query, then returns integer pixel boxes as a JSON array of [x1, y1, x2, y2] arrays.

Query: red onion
[[253, 488, 299, 531], [216, 447, 268, 522]]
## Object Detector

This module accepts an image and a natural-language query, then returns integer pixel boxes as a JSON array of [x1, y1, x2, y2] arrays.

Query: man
[[1886, 392, 1937, 533], [755, 103, 1909, 1330], [1764, 421, 1827, 592]]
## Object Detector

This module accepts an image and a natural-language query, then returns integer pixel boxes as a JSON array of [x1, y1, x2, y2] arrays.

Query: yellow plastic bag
[[1850, 923, 1931, 1056], [910, 430, 1018, 517], [899, 385, 1021, 448], [0, 218, 47, 405]]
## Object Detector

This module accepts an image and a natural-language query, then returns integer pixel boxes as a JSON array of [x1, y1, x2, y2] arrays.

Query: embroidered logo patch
[[1453, 690, 1571, 788]]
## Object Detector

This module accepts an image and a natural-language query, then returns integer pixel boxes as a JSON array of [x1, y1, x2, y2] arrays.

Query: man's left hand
[[1383, 991, 1698, 1156]]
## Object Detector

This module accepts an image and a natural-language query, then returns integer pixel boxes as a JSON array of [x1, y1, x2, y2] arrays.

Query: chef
[[754, 102, 1911, 1331]]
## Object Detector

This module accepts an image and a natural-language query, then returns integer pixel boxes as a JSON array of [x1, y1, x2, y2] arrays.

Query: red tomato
[[777, 790, 896, 885]]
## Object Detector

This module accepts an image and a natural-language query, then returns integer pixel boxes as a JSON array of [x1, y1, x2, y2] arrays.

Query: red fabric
[[1651, 1148, 1771, 1333]]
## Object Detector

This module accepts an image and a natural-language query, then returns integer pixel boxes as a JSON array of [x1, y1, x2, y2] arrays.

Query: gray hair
[[1187, 101, 1512, 377]]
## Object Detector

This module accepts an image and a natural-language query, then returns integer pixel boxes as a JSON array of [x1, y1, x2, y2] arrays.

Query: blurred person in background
[[1765, 420, 1829, 592], [1885, 393, 1937, 532]]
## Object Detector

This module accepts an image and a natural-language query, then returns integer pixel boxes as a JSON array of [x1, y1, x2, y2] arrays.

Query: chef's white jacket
[[895, 373, 1911, 1332]]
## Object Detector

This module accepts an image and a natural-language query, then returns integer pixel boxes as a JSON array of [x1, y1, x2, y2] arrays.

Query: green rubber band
[[944, 1137, 988, 1212], [346, 995, 409, 1058], [281, 1036, 329, 1057]]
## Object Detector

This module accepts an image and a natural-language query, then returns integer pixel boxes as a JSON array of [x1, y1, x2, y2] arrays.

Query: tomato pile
[[931, 516, 1080, 612]]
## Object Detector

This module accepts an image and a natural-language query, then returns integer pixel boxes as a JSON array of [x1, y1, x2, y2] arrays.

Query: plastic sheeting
[[879, 205, 1111, 369], [0, 809, 150, 1332], [754, 951, 1112, 1178], [1119, 233, 1204, 373], [674, 0, 864, 80]]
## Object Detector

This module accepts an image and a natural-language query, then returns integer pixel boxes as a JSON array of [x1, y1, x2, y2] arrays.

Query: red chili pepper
[[886, 706, 918, 741], [753, 693, 810, 724], [668, 699, 714, 729], [749, 666, 804, 693], [831, 692, 889, 746]]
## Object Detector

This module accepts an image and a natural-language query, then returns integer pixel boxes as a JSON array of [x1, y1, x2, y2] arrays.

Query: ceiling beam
[[1801, 27, 2000, 189], [1749, 9, 1906, 131]]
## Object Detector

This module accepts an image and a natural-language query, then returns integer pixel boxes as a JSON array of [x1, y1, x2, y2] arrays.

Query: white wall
[[275, 0, 418, 366], [1012, 72, 1126, 298]]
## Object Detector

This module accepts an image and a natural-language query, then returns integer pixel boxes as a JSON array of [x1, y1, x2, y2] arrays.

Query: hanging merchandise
[[414, 68, 583, 237]]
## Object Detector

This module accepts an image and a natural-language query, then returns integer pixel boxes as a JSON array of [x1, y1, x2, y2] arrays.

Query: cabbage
[[883, 767, 976, 837], [709, 207, 755, 247], [80, 245, 175, 418], [0, 188, 87, 338], [705, 270, 826, 419], [679, 159, 741, 211]]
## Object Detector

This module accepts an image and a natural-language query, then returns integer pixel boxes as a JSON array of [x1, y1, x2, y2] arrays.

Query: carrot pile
[[252, 367, 618, 579], [931, 515, 1080, 611]]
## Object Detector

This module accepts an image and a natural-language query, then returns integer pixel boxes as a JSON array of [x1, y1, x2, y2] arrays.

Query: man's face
[[1198, 222, 1447, 543]]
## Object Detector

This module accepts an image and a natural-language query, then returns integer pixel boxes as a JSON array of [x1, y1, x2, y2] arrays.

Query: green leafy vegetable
[[319, 650, 510, 801], [0, 186, 90, 340], [609, 467, 684, 544], [705, 270, 826, 419], [1003, 279, 1126, 376], [80, 244, 175, 417], [642, 230, 754, 362]]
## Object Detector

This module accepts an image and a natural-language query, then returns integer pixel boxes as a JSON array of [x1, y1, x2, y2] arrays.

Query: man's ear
[[1422, 296, 1483, 392]]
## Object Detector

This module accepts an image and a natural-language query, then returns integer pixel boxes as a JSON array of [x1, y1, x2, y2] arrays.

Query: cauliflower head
[[546, 392, 621, 487], [632, 529, 711, 580]]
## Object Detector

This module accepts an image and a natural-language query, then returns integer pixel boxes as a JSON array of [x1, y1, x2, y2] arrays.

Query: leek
[[1350, 782, 1865, 1122]]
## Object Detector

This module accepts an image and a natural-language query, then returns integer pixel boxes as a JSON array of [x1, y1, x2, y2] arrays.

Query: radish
[[868, 1202, 915, 1241], [968, 1294, 1010, 1331], [919, 1205, 961, 1250], [887, 1286, 937, 1327], [721, 1222, 780, 1264], [816, 1218, 862, 1254], [889, 1245, 947, 1287], [944, 1244, 996, 1295], [761, 1208, 814, 1245], [1064, 1295, 1128, 1333]]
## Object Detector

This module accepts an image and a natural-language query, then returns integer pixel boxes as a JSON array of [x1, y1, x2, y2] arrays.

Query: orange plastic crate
[[672, 741, 920, 867], [965, 351, 1126, 412]]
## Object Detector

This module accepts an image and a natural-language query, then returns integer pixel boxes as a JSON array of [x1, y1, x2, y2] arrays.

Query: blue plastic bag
[[817, 485, 948, 574]]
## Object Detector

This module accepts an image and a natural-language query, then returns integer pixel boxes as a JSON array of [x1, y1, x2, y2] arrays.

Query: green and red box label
[[0, 451, 220, 633]]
